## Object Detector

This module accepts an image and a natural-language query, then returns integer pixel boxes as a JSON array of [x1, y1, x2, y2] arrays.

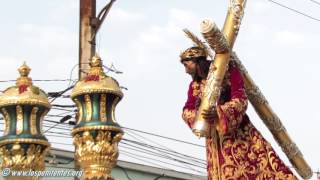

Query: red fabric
[[181, 64, 297, 180], [227, 64, 246, 100], [183, 82, 198, 110], [85, 75, 100, 82], [18, 85, 28, 94], [216, 64, 248, 135]]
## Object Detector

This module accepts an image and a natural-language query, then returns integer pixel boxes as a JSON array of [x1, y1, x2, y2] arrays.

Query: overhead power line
[[310, 0, 320, 6], [121, 149, 205, 174], [267, 0, 320, 22], [0, 79, 76, 83], [49, 85, 74, 103], [124, 130, 206, 168], [51, 107, 76, 112], [43, 115, 73, 133], [119, 142, 205, 167], [46, 134, 72, 139], [122, 126, 205, 148], [51, 104, 76, 108], [120, 140, 206, 170]]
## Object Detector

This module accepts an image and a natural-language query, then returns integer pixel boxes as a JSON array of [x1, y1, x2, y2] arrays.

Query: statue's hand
[[195, 98, 201, 108], [202, 108, 218, 123]]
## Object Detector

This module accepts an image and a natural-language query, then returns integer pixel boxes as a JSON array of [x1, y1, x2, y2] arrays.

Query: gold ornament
[[0, 63, 50, 108], [71, 55, 123, 99], [0, 143, 49, 180], [180, 47, 207, 61], [73, 130, 122, 180]]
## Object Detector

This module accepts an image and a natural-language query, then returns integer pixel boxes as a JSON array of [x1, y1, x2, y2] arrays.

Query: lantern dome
[[0, 62, 50, 108], [71, 55, 123, 99]]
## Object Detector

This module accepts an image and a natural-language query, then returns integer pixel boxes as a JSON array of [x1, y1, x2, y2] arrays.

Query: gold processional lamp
[[71, 55, 123, 180], [0, 63, 51, 180]]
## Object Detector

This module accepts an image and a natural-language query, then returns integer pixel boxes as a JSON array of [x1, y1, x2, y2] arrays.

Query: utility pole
[[79, 0, 115, 79], [76, 1, 96, 179], [77, 1, 116, 179], [79, 0, 96, 79]]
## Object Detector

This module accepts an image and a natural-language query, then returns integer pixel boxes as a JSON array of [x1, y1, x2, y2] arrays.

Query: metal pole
[[79, 0, 96, 79], [76, 1, 96, 179]]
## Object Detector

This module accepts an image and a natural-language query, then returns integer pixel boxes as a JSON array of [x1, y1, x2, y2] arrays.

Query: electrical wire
[[154, 174, 166, 180], [120, 150, 172, 170], [49, 85, 75, 103], [0, 79, 76, 83], [42, 130, 207, 171], [267, 0, 320, 22], [121, 139, 206, 168], [120, 140, 206, 167], [45, 130, 71, 136], [50, 141, 73, 146], [46, 134, 72, 139], [125, 130, 205, 163], [118, 165, 132, 180], [41, 121, 204, 149], [51, 107, 76, 112], [309, 0, 320, 6], [119, 143, 206, 171], [51, 104, 76, 108], [43, 124, 73, 132], [124, 130, 206, 171], [43, 115, 72, 133], [120, 149, 206, 175], [1, 124, 320, 176], [122, 126, 205, 148]]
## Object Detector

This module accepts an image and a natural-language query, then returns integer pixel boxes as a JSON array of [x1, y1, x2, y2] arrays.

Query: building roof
[[48, 148, 207, 180]]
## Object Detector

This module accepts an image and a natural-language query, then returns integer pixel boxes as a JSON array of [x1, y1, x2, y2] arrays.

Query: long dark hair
[[192, 57, 211, 82]]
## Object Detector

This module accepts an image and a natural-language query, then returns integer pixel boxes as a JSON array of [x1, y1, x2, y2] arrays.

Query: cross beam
[[199, 17, 312, 180]]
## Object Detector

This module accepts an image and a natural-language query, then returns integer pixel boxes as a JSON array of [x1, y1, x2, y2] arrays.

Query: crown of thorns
[[180, 47, 207, 61]]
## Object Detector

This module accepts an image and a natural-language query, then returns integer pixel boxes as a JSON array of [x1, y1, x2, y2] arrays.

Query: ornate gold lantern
[[71, 55, 123, 180], [0, 63, 51, 180]]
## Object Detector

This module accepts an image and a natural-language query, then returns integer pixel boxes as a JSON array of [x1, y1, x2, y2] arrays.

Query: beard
[[186, 68, 196, 76]]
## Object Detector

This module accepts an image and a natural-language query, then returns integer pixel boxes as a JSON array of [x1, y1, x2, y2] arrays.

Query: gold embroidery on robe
[[181, 65, 296, 180]]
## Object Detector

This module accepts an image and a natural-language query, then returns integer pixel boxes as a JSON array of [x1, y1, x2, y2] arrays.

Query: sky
[[0, 0, 320, 179]]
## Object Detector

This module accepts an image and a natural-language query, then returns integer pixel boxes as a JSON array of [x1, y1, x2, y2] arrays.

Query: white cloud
[[249, 1, 272, 14], [19, 24, 76, 50], [124, 8, 199, 68], [48, 1, 78, 24], [169, 8, 197, 27], [0, 22, 78, 83], [112, 8, 145, 21], [0, 57, 21, 79], [248, 23, 267, 35], [140, 26, 166, 44], [273, 31, 304, 46]]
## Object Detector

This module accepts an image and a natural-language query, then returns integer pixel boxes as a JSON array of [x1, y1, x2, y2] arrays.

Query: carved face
[[182, 60, 196, 76], [90, 56, 102, 67]]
